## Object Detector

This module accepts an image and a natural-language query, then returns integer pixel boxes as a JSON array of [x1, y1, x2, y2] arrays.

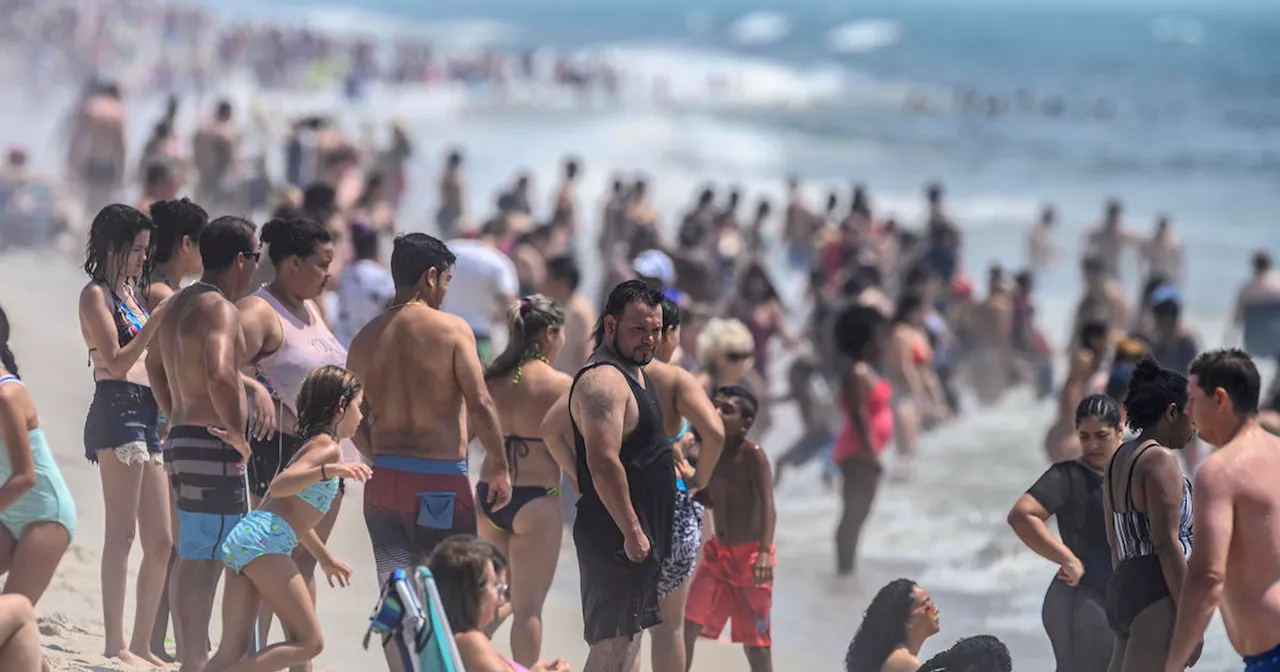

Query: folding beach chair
[[364, 567, 464, 672]]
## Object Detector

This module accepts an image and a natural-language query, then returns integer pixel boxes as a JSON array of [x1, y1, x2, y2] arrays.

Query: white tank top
[[252, 288, 347, 416]]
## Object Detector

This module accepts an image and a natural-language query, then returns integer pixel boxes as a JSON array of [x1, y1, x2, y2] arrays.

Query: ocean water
[[8, 0, 1280, 669]]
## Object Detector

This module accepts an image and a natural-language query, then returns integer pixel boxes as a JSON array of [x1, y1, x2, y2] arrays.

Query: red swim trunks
[[684, 536, 775, 648]]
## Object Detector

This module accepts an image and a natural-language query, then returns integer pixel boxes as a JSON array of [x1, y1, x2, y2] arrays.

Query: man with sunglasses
[[146, 215, 261, 672]]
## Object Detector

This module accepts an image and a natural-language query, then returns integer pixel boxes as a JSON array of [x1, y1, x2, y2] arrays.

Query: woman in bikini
[[0, 305, 76, 606], [237, 216, 349, 656], [205, 365, 371, 672], [884, 294, 947, 473], [476, 295, 571, 667], [77, 203, 172, 666], [730, 263, 794, 386]]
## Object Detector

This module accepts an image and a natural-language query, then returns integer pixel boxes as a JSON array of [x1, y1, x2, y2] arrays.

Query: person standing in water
[[0, 305, 76, 606], [683, 385, 776, 672], [146, 216, 261, 672], [192, 101, 240, 216], [1103, 359, 1197, 672], [1008, 394, 1119, 672], [476, 295, 572, 667], [436, 149, 466, 238], [566, 279, 671, 671], [205, 365, 371, 672], [77, 204, 173, 667], [844, 579, 941, 672], [1168, 350, 1280, 672], [67, 81, 127, 217], [831, 305, 894, 576]]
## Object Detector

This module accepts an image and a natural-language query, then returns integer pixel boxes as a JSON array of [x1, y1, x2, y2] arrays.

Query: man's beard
[[611, 333, 653, 366]]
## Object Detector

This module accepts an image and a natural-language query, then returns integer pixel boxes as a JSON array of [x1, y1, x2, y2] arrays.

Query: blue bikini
[[222, 451, 340, 574]]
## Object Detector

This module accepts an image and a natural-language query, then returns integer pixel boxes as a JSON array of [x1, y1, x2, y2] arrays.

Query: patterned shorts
[[658, 488, 704, 598]]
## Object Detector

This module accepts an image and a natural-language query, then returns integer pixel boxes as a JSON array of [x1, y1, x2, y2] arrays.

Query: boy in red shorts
[[684, 385, 777, 672]]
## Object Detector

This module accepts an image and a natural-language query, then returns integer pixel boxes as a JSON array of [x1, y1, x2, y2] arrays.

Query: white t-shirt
[[440, 239, 519, 338], [335, 259, 396, 346]]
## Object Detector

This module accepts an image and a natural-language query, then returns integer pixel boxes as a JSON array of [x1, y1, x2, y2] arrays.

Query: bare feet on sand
[[105, 647, 162, 667]]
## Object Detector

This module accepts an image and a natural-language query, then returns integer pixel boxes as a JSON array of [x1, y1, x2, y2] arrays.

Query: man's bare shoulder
[[571, 366, 628, 417]]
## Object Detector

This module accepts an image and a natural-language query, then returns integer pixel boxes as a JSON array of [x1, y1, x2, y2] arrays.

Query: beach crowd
[[2, 50, 1280, 672]]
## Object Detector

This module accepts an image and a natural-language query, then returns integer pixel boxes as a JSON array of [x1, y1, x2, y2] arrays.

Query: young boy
[[685, 385, 777, 672]]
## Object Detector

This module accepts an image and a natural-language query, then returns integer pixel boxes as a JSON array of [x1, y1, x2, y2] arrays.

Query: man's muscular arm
[[450, 316, 510, 509], [572, 367, 643, 541]]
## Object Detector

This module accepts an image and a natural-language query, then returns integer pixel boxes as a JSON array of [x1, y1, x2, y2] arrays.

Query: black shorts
[[84, 380, 161, 462], [573, 504, 663, 645]]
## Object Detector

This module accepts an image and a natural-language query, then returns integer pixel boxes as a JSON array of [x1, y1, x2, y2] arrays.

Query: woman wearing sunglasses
[[694, 318, 771, 440]]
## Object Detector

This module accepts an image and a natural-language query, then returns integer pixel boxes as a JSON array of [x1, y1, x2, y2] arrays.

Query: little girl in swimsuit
[[204, 365, 373, 672]]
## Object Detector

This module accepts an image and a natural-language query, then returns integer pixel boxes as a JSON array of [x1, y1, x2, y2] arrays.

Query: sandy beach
[[1, 250, 803, 671]]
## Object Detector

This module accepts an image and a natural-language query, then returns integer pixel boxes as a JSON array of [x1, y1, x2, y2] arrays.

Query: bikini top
[[667, 418, 691, 444], [109, 285, 148, 348], [284, 444, 340, 514], [1107, 440, 1194, 563]]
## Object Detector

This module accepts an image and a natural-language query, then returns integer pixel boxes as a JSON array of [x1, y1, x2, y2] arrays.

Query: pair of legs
[[0, 521, 69, 605], [891, 396, 920, 477], [476, 492, 562, 667], [205, 556, 323, 672], [1042, 579, 1113, 672], [98, 450, 172, 666], [1107, 596, 1174, 672], [682, 627, 771, 672], [0, 594, 46, 671], [251, 489, 343, 672], [836, 451, 882, 575]]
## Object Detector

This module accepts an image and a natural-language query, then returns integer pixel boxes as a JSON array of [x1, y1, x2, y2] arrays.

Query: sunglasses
[[725, 351, 753, 362], [243, 250, 261, 262]]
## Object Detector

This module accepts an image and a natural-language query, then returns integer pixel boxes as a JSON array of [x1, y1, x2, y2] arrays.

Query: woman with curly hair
[[845, 579, 940, 672]]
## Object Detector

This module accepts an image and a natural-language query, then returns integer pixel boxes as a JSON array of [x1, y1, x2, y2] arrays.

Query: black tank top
[[569, 360, 676, 560]]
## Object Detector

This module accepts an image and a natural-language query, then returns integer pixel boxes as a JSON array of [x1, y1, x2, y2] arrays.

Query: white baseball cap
[[632, 249, 676, 286]]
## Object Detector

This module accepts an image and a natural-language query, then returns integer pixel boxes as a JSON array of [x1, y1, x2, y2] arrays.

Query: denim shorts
[[83, 380, 161, 463]]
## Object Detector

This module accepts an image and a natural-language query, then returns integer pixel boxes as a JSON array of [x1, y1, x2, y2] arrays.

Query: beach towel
[[364, 567, 463, 672]]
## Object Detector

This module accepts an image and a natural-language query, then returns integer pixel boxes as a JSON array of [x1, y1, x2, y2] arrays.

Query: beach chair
[[364, 567, 464, 672]]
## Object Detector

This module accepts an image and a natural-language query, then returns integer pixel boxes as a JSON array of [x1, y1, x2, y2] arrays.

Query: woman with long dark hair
[[845, 578, 941, 672], [76, 203, 172, 666], [0, 305, 75, 605], [730, 263, 792, 384], [1103, 358, 1196, 672], [236, 216, 348, 656], [476, 294, 571, 667], [1009, 394, 1120, 671], [205, 365, 371, 672], [832, 305, 893, 575]]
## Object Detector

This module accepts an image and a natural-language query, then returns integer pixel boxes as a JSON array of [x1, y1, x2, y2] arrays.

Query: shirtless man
[[1168, 349, 1280, 672], [1071, 256, 1130, 348], [1231, 251, 1280, 357], [345, 233, 512, 595], [136, 162, 181, 215], [1083, 199, 1141, 280], [684, 386, 775, 672], [567, 280, 674, 672], [971, 265, 1014, 406], [544, 256, 596, 373], [192, 101, 239, 215], [1140, 215, 1184, 287], [782, 177, 818, 271], [67, 81, 127, 217], [436, 149, 466, 238], [145, 216, 261, 672]]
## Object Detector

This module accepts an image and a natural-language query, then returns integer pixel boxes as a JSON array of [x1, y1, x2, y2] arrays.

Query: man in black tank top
[[568, 280, 675, 670]]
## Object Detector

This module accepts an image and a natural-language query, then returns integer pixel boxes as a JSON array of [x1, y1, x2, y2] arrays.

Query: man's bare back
[[347, 303, 478, 460]]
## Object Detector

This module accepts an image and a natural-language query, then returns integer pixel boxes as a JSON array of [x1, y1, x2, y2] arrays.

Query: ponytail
[[0, 305, 16, 378], [485, 295, 566, 382]]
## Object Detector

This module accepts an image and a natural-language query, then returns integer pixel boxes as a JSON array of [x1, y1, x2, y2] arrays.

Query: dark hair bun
[[259, 218, 284, 246], [1130, 357, 1162, 386]]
